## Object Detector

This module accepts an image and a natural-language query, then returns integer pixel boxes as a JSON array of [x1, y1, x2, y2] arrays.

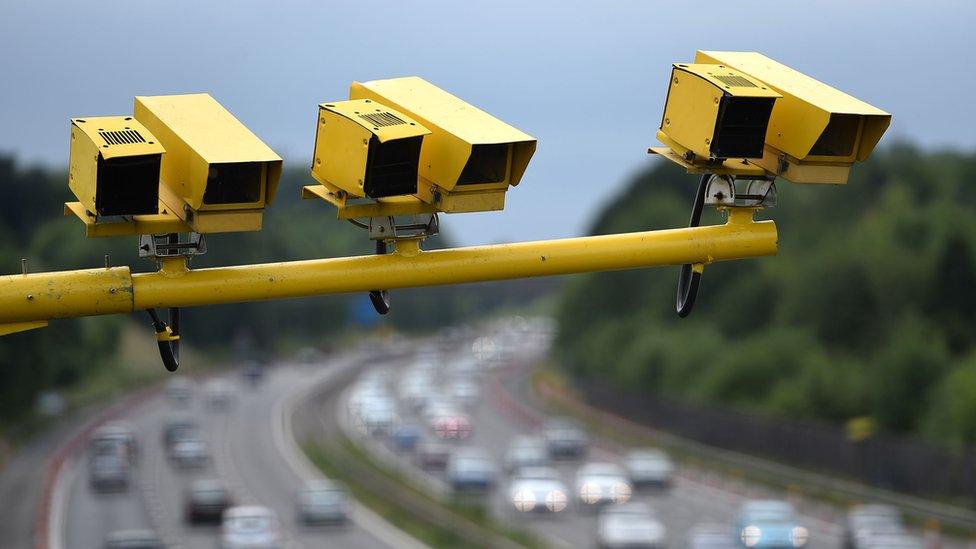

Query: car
[[296, 479, 350, 525], [391, 424, 422, 452], [686, 522, 739, 549], [734, 500, 809, 548], [165, 377, 193, 406], [431, 411, 471, 440], [542, 418, 589, 458], [185, 478, 233, 524], [89, 454, 130, 492], [416, 441, 452, 471], [104, 529, 164, 549], [357, 397, 398, 436], [242, 362, 264, 386], [503, 435, 548, 473], [162, 417, 199, 449], [204, 379, 235, 410], [220, 505, 282, 549], [90, 421, 140, 463], [447, 449, 498, 492], [844, 504, 909, 549], [507, 466, 569, 514], [168, 439, 211, 469], [624, 448, 674, 489], [575, 462, 632, 510], [597, 502, 667, 548], [397, 372, 434, 411]]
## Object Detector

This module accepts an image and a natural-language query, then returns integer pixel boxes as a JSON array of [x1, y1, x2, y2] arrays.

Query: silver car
[[507, 466, 569, 514], [575, 462, 632, 510], [598, 502, 667, 548], [504, 435, 548, 473], [168, 439, 210, 469], [624, 448, 674, 489], [447, 449, 498, 493], [220, 505, 282, 549], [296, 479, 350, 525]]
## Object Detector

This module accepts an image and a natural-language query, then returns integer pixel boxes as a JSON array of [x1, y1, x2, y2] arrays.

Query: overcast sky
[[1, 1, 972, 245]]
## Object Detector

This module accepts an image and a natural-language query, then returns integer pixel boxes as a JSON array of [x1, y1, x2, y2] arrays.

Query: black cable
[[146, 308, 180, 372], [676, 173, 710, 318], [369, 240, 391, 315]]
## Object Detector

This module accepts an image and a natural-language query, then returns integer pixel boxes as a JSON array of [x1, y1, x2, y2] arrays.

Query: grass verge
[[304, 435, 543, 548]]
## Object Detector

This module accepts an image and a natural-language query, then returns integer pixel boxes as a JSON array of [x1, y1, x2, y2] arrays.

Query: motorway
[[333, 327, 953, 549], [34, 323, 964, 548], [58, 355, 407, 549]]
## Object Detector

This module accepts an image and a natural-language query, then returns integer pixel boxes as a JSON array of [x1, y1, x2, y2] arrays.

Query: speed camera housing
[[657, 63, 781, 162], [68, 116, 165, 218], [133, 93, 283, 233], [695, 51, 891, 184], [310, 99, 431, 199], [350, 76, 536, 213]]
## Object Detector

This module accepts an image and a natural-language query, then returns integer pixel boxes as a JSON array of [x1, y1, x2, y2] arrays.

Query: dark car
[[104, 529, 164, 549], [541, 418, 589, 459], [89, 454, 130, 493], [184, 479, 233, 524], [391, 424, 422, 452]]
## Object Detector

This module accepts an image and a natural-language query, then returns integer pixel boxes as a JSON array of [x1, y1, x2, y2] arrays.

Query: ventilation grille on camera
[[359, 112, 407, 128], [100, 129, 147, 146], [714, 74, 758, 88]]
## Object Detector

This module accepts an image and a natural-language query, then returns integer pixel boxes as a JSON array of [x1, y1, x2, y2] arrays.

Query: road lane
[[60, 356, 401, 549]]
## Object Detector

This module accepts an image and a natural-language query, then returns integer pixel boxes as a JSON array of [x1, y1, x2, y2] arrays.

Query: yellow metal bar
[[0, 267, 133, 323], [0, 211, 776, 325]]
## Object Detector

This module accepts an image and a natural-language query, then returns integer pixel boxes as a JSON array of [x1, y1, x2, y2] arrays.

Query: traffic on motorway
[[51, 316, 938, 549], [341, 318, 932, 549]]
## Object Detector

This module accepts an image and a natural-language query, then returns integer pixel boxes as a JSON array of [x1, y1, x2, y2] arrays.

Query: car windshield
[[306, 490, 343, 505], [193, 489, 226, 502], [228, 515, 271, 533]]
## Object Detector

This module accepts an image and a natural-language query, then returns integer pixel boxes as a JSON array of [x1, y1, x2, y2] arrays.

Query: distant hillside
[[555, 144, 976, 444]]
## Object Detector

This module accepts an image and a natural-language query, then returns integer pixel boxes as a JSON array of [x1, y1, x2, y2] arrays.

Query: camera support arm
[[0, 210, 776, 330]]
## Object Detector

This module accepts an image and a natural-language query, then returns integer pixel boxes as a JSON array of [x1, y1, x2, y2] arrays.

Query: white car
[[220, 505, 282, 549], [575, 462, 632, 510], [203, 380, 235, 410], [624, 448, 674, 489], [507, 466, 569, 514], [597, 502, 667, 548], [357, 397, 398, 436]]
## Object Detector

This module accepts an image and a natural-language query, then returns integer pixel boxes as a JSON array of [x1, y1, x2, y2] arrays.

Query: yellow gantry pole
[[0, 209, 776, 326]]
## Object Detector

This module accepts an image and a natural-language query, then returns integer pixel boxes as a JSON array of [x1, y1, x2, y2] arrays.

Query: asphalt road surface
[[60, 358, 398, 549]]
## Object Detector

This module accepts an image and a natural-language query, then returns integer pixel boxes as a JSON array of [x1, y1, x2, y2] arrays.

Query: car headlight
[[610, 481, 632, 503], [512, 489, 536, 512], [580, 481, 602, 504], [791, 526, 809, 547], [741, 525, 762, 547], [545, 490, 567, 512]]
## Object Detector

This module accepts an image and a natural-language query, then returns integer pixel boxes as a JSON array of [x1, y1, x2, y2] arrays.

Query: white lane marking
[[50, 454, 76, 549], [272, 359, 429, 549]]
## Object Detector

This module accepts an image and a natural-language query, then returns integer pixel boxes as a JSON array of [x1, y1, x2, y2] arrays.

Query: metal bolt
[[109, 288, 117, 294], [26, 294, 33, 301]]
